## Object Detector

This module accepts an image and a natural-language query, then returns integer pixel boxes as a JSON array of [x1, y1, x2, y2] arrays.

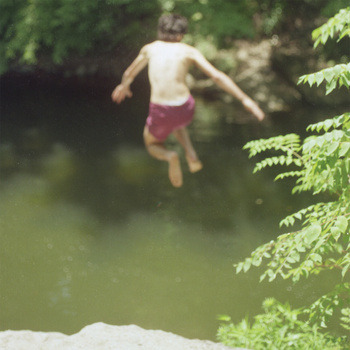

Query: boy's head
[[157, 14, 188, 42]]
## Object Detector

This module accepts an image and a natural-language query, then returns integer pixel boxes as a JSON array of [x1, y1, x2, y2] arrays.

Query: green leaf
[[308, 74, 316, 87], [297, 75, 306, 85], [323, 119, 333, 131], [339, 27, 350, 40], [325, 141, 339, 155], [310, 253, 322, 264], [259, 273, 267, 282], [342, 263, 350, 278], [243, 258, 252, 273], [324, 69, 334, 83], [236, 262, 244, 274], [326, 79, 337, 94], [315, 71, 324, 86], [331, 226, 341, 241], [252, 257, 262, 267], [304, 223, 322, 245], [217, 314, 231, 322], [339, 142, 350, 157], [336, 216, 348, 233]]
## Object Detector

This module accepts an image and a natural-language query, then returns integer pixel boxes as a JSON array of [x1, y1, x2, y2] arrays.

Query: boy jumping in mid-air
[[112, 14, 265, 188]]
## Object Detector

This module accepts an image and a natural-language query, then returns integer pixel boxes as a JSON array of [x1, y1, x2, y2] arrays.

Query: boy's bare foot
[[186, 155, 203, 173], [168, 153, 183, 187]]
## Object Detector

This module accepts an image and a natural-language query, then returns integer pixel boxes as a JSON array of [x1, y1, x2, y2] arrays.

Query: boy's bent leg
[[143, 126, 183, 188], [173, 127, 203, 173]]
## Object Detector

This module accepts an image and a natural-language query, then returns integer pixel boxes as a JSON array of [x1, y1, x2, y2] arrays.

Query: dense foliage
[[0, 0, 160, 73], [218, 296, 349, 350], [1, 0, 349, 74], [218, 7, 350, 350]]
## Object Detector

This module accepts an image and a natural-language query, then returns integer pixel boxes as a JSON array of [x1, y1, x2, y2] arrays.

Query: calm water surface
[[0, 79, 345, 340]]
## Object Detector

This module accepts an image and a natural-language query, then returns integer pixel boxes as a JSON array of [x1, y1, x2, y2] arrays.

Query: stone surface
[[0, 323, 247, 350]]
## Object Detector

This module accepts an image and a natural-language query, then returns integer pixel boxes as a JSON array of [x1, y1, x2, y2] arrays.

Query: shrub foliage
[[218, 7, 350, 350]]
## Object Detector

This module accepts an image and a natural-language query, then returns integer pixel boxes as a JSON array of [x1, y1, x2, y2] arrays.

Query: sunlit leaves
[[304, 283, 350, 328], [217, 297, 349, 350], [223, 8, 350, 349], [253, 155, 302, 173], [312, 7, 350, 47], [240, 89, 350, 285], [244, 134, 301, 158], [244, 114, 350, 196], [307, 113, 350, 133], [235, 90, 350, 345], [298, 63, 350, 94], [298, 8, 350, 95], [340, 308, 350, 331]]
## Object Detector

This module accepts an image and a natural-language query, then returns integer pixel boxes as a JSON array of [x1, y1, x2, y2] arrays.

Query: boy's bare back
[[119, 40, 209, 105], [146, 41, 195, 104]]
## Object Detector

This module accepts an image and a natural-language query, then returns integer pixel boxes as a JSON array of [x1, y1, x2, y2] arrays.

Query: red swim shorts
[[145, 95, 195, 141]]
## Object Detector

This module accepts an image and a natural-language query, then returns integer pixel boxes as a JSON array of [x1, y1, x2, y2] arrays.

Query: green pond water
[[0, 79, 346, 340]]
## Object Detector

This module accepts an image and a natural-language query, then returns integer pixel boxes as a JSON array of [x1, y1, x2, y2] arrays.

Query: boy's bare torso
[[143, 41, 195, 104]]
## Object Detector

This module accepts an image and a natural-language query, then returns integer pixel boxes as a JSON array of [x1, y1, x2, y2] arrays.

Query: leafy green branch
[[237, 97, 350, 291], [297, 7, 350, 95], [298, 64, 350, 94], [304, 283, 350, 328], [236, 206, 349, 282], [244, 133, 302, 159], [243, 114, 350, 197], [312, 7, 350, 47], [307, 113, 350, 133]]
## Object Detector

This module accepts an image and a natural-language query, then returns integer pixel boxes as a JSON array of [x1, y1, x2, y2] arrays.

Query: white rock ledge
[[0, 322, 247, 350]]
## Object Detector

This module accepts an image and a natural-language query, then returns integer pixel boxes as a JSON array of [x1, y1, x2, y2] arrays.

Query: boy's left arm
[[190, 48, 265, 121], [111, 46, 149, 104]]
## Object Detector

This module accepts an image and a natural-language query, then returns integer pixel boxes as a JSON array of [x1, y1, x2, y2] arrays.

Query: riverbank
[[0, 323, 248, 350]]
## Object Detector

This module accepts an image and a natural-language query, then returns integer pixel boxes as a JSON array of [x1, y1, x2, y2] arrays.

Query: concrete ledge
[[0, 322, 247, 350]]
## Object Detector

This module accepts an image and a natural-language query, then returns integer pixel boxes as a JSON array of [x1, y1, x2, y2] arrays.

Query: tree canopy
[[1, 0, 349, 74]]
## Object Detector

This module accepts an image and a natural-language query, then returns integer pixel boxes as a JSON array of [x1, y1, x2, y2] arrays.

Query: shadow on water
[[0, 78, 347, 340]]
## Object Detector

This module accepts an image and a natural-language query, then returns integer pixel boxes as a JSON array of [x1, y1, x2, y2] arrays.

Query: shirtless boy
[[111, 14, 265, 188]]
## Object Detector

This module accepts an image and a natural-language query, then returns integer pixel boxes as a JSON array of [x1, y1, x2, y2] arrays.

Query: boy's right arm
[[111, 46, 149, 104], [190, 47, 265, 121]]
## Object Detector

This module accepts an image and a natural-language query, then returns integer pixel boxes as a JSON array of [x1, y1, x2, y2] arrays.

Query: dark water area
[[0, 76, 346, 340]]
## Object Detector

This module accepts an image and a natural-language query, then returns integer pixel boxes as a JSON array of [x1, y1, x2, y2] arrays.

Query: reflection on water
[[0, 80, 345, 340]]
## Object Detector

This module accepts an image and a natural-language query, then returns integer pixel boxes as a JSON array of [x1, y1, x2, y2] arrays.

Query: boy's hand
[[242, 98, 265, 121], [111, 84, 133, 104]]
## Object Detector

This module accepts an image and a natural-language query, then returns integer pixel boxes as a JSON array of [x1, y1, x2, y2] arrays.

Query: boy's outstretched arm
[[111, 46, 149, 104], [190, 48, 265, 121]]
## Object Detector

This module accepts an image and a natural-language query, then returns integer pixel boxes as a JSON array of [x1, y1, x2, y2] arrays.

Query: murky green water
[[0, 79, 346, 340]]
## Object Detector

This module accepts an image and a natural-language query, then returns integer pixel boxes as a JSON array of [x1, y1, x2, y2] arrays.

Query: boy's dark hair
[[157, 14, 188, 42]]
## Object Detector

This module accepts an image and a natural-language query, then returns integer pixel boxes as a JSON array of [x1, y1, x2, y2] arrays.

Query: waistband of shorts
[[150, 95, 193, 108]]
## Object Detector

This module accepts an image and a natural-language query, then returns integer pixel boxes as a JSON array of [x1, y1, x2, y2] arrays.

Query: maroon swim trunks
[[146, 95, 195, 141]]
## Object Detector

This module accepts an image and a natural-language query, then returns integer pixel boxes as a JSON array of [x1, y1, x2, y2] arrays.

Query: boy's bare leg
[[173, 127, 203, 173], [143, 127, 183, 187]]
